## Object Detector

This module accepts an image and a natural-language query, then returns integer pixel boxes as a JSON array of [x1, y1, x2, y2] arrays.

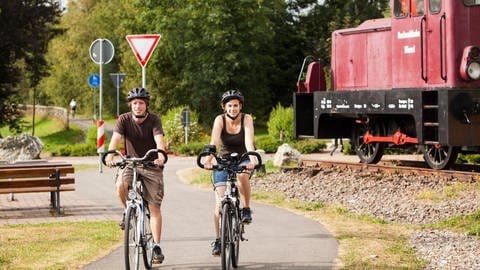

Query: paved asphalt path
[[81, 156, 338, 270]]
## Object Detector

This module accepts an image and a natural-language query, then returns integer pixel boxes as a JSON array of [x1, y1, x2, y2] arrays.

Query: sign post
[[126, 34, 161, 88], [89, 38, 114, 172], [181, 108, 190, 144], [110, 73, 126, 118], [88, 74, 100, 121]]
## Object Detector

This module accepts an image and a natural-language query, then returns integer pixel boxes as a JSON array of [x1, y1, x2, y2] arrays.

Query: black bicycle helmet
[[127, 87, 150, 102], [221, 90, 244, 105]]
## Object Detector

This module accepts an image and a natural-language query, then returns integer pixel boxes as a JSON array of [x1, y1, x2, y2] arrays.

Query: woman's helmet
[[127, 87, 150, 102], [221, 90, 244, 105]]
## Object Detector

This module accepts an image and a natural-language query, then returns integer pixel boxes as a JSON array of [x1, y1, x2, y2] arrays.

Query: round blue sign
[[88, 74, 100, 88]]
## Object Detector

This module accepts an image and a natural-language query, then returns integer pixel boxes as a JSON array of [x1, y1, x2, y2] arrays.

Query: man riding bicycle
[[203, 90, 257, 256], [105, 87, 167, 264]]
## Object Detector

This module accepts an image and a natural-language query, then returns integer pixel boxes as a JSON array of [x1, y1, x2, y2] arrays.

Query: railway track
[[300, 158, 480, 182]]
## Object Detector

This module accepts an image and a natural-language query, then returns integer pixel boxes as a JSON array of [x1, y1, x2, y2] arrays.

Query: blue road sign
[[89, 74, 100, 88]]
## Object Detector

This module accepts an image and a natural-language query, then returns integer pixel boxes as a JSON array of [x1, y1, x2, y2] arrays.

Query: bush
[[51, 126, 100, 156], [342, 140, 356, 155], [291, 139, 326, 154], [175, 141, 206, 156], [458, 154, 480, 164], [267, 104, 293, 142], [255, 135, 281, 153], [162, 106, 202, 152]]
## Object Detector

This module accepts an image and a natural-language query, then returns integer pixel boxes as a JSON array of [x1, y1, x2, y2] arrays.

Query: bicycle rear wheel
[[231, 207, 241, 268], [125, 206, 141, 270], [142, 204, 153, 269], [221, 203, 233, 270]]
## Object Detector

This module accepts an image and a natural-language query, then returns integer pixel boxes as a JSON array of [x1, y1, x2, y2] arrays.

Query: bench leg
[[50, 191, 57, 208], [56, 191, 61, 215]]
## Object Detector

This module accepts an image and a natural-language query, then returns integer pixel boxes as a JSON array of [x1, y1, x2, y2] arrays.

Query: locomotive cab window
[[394, 0, 425, 17], [464, 0, 480, 6], [429, 0, 441, 13]]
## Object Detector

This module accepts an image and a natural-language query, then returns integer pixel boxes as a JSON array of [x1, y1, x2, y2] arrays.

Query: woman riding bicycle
[[203, 90, 257, 256], [104, 87, 167, 264]]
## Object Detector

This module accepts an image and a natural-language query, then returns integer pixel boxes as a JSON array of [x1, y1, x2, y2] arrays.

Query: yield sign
[[126, 34, 161, 67]]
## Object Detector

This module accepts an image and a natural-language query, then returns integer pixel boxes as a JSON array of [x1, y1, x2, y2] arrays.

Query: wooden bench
[[0, 160, 75, 215]]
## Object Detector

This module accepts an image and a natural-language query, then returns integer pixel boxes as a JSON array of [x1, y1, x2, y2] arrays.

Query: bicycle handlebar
[[102, 148, 168, 167], [197, 150, 262, 171]]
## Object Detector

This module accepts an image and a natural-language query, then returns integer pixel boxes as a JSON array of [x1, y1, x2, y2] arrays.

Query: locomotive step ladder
[[422, 91, 440, 145]]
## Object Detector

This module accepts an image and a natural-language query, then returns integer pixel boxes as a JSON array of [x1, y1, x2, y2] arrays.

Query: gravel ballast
[[252, 166, 480, 269]]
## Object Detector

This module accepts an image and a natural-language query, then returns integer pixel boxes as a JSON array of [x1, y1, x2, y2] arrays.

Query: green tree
[[40, 0, 137, 118], [293, 0, 390, 67], [0, 0, 61, 135], [125, 0, 294, 124]]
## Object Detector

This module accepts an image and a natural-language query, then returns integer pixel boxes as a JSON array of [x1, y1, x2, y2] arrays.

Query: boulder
[[0, 134, 44, 163], [273, 143, 301, 167]]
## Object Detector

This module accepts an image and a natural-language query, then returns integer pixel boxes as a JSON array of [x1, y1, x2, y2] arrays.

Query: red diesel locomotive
[[294, 0, 480, 169]]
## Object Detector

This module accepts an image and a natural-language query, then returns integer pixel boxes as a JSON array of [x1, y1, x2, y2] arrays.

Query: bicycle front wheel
[[221, 203, 233, 270], [142, 204, 153, 269], [125, 206, 141, 270]]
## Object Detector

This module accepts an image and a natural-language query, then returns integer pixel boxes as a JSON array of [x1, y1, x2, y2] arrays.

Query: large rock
[[0, 134, 44, 163], [273, 143, 301, 167]]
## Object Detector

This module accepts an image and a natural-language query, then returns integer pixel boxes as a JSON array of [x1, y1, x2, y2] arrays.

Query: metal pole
[[32, 88, 36, 136], [93, 87, 97, 121], [99, 39, 104, 173], [116, 76, 120, 118], [99, 40, 103, 122], [142, 66, 146, 88]]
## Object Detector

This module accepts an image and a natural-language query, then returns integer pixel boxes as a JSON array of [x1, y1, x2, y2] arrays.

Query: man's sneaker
[[211, 238, 221, 256], [119, 213, 125, 230], [152, 245, 164, 264], [242, 207, 252, 224]]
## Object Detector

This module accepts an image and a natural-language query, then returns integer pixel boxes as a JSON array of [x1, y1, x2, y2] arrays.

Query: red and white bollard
[[97, 120, 105, 172]]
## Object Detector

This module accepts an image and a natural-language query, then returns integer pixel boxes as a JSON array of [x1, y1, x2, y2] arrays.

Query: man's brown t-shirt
[[114, 112, 164, 160]]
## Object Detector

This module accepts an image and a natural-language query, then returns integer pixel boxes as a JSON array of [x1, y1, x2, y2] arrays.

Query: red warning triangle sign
[[126, 34, 161, 67]]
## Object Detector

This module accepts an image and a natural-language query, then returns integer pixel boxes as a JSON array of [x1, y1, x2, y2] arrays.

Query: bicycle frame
[[102, 148, 168, 270], [197, 148, 262, 270]]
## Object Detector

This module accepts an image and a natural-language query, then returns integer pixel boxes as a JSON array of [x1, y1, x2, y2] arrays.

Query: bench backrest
[[0, 162, 74, 179]]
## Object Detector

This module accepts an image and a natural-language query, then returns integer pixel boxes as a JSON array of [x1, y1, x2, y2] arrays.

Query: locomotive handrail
[[420, 15, 427, 82], [297, 56, 316, 83], [440, 13, 447, 81]]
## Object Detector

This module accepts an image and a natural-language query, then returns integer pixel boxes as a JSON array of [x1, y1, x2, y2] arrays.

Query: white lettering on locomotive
[[397, 30, 420, 39], [320, 98, 332, 109], [404, 45, 416, 54], [398, 99, 414, 110]]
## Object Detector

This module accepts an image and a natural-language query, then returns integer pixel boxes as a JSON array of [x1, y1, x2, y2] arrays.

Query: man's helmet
[[221, 90, 244, 105], [127, 87, 150, 102]]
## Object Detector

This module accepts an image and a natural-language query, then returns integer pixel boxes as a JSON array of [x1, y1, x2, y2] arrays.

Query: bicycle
[[197, 146, 262, 270], [102, 148, 168, 270]]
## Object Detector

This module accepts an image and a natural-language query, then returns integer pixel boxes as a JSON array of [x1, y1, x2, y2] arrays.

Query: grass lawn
[[0, 221, 122, 269]]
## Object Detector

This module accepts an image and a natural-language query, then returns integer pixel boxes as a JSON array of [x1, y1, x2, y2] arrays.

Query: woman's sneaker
[[152, 245, 164, 264], [211, 238, 221, 256]]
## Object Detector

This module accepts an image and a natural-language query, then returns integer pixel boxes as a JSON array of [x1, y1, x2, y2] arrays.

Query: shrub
[[51, 126, 99, 156], [342, 140, 356, 155], [291, 139, 326, 154], [267, 104, 293, 142], [255, 135, 281, 153], [162, 106, 202, 152], [175, 141, 206, 156]]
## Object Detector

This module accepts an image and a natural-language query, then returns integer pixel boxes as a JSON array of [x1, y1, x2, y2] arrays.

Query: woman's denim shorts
[[212, 160, 250, 187]]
